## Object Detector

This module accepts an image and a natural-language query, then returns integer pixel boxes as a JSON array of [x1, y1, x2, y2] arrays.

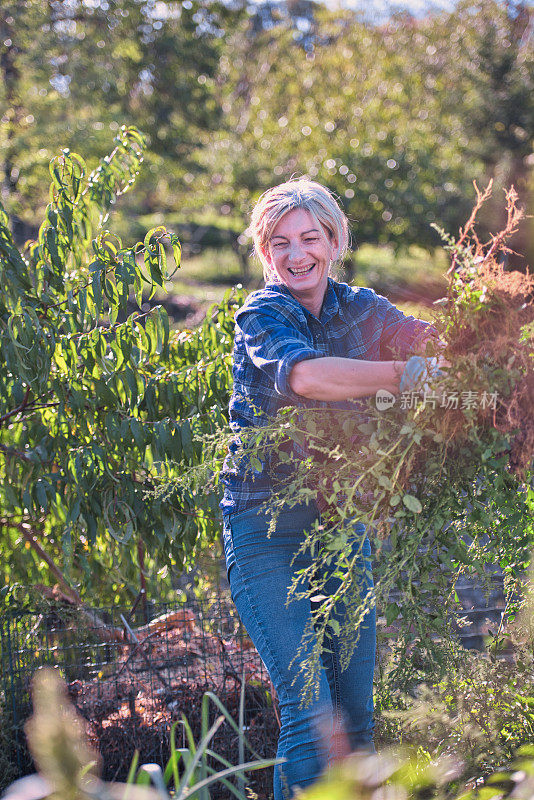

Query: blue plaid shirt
[[220, 278, 436, 517]]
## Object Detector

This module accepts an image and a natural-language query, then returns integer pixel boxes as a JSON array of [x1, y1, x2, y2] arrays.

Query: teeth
[[290, 264, 314, 275]]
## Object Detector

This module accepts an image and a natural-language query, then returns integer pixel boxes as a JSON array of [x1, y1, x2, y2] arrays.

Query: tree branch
[[0, 385, 31, 426], [5, 519, 125, 644], [17, 521, 83, 604], [0, 442, 34, 462]]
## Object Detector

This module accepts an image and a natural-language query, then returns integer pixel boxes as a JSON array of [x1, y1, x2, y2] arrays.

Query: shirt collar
[[264, 278, 340, 323], [319, 278, 340, 323]]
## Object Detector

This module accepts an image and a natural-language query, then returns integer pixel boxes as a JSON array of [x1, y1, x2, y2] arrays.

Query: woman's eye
[[304, 238, 319, 243]]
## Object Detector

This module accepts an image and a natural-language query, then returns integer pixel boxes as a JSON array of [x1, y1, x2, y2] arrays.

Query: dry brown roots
[[439, 183, 533, 477]]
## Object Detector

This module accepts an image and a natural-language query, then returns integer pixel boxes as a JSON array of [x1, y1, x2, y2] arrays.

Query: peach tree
[[0, 127, 238, 606]]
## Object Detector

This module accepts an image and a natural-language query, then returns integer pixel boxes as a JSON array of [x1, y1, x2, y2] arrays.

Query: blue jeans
[[223, 501, 376, 799]]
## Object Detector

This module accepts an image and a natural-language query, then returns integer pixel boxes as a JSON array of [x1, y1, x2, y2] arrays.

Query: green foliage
[[195, 0, 533, 258], [375, 634, 534, 784], [133, 686, 280, 799], [6, 667, 534, 800], [230, 403, 532, 702], [0, 0, 240, 231], [0, 130, 240, 603]]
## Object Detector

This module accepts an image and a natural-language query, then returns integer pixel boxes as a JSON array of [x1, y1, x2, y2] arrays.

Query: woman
[[220, 179, 440, 799]]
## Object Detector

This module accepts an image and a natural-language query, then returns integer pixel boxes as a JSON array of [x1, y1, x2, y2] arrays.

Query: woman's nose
[[288, 241, 306, 261]]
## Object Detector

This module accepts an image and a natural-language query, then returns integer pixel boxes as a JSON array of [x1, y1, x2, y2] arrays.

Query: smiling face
[[263, 207, 338, 316]]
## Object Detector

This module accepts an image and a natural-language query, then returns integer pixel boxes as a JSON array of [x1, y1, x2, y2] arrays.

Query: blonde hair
[[249, 178, 350, 282]]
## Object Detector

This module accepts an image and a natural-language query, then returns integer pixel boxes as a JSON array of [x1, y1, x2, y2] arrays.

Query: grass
[[394, 300, 437, 321], [350, 243, 448, 298], [173, 247, 247, 287]]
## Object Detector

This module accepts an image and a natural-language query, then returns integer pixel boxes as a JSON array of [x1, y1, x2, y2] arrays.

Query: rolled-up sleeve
[[235, 301, 322, 401], [375, 294, 439, 360]]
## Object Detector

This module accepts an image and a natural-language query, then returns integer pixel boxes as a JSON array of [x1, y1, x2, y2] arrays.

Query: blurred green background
[[1, 0, 532, 314]]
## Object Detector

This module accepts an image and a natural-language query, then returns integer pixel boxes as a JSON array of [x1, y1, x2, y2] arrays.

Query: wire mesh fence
[[0, 591, 279, 797]]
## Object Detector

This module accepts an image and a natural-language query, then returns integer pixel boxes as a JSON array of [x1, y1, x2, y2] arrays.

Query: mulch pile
[[66, 607, 279, 798]]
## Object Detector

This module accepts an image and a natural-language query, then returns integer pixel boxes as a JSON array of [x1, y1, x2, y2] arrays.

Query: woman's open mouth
[[288, 263, 315, 276]]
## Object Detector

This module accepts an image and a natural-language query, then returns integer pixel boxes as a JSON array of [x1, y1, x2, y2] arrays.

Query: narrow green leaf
[[181, 420, 194, 462], [92, 270, 102, 314]]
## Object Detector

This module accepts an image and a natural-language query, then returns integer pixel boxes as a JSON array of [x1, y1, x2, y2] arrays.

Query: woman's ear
[[330, 236, 340, 262], [323, 226, 339, 261], [260, 242, 273, 268], [260, 243, 277, 282]]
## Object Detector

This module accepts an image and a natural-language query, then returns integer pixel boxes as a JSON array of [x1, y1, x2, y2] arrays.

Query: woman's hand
[[399, 354, 453, 398]]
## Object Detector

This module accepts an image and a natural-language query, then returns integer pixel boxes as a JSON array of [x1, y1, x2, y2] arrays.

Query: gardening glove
[[399, 355, 444, 394]]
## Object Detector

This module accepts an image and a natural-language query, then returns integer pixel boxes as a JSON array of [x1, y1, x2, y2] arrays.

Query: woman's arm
[[289, 357, 406, 401]]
